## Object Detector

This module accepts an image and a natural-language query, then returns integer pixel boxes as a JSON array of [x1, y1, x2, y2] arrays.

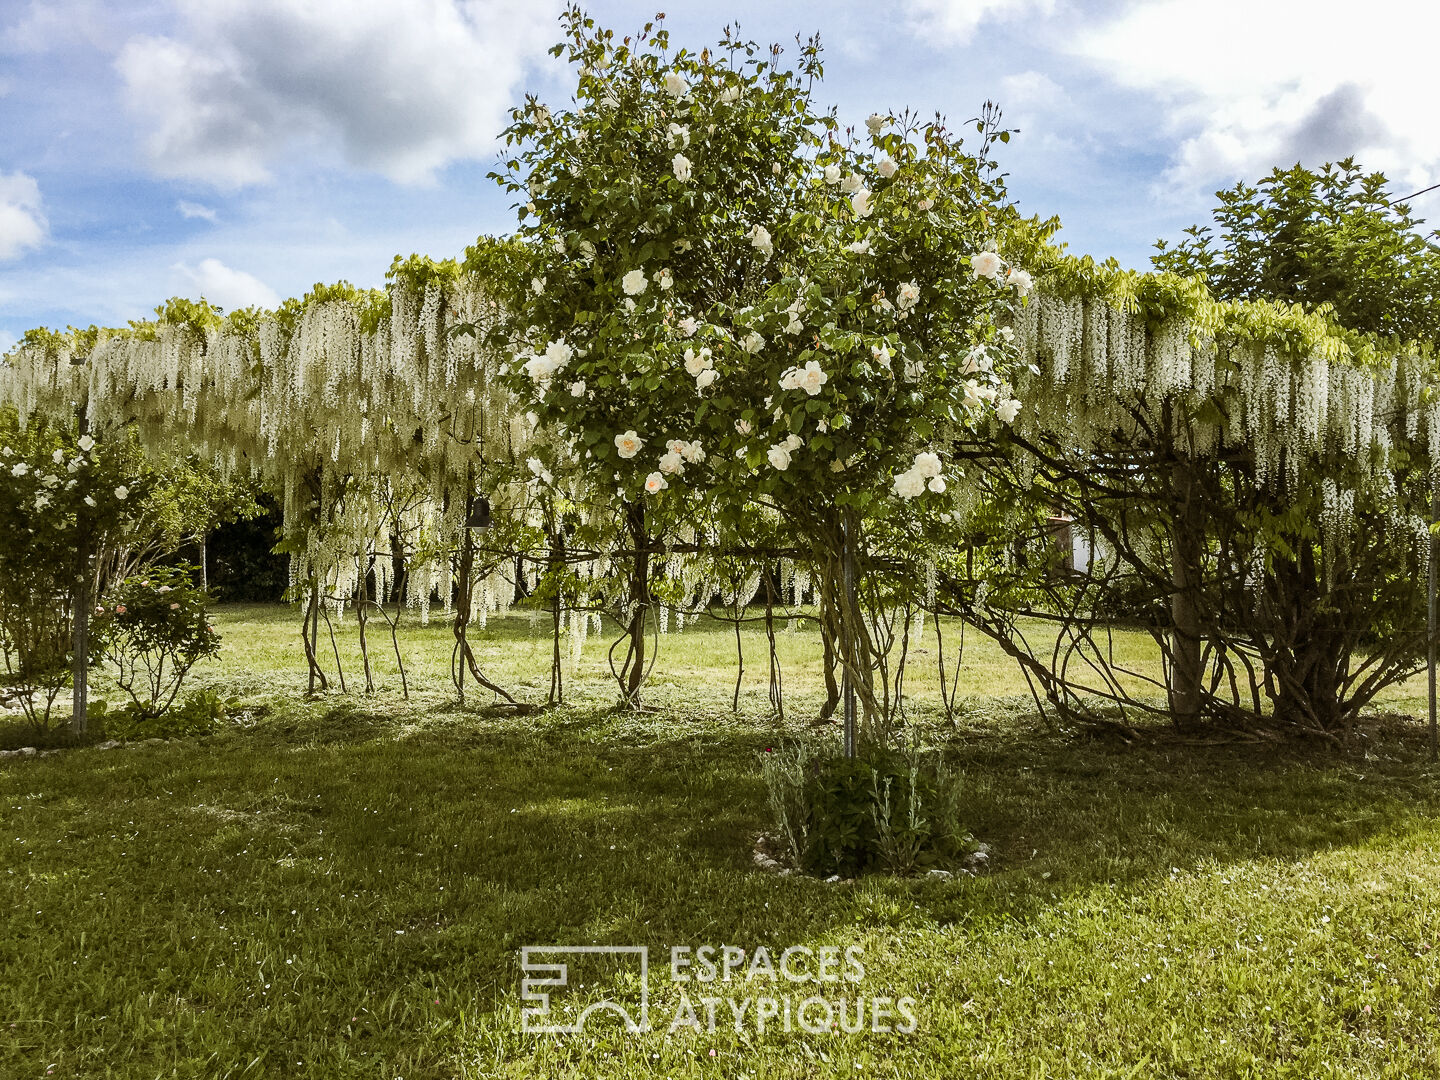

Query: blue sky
[[2, 0, 1436, 350]]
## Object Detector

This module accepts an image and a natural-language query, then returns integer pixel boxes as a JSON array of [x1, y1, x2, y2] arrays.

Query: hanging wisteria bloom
[[615, 430, 644, 458]]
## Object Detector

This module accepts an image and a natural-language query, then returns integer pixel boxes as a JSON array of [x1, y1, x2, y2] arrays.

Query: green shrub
[[99, 687, 236, 741], [762, 743, 972, 876], [94, 567, 220, 718]]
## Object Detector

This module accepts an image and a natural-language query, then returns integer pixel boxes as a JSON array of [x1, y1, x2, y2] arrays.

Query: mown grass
[[4, 603, 1440, 1078]]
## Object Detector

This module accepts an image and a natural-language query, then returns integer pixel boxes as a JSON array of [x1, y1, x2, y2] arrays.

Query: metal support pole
[[1429, 477, 1438, 764], [842, 510, 857, 759]]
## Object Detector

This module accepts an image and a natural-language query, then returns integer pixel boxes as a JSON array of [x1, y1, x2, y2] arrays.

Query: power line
[[1397, 181, 1440, 203]]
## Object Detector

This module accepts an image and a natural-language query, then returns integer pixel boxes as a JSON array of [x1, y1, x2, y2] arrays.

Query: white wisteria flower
[[615, 430, 645, 459], [877, 157, 897, 179], [749, 224, 773, 257], [622, 269, 648, 296], [866, 112, 886, 134], [971, 251, 1004, 280], [672, 153, 692, 182], [767, 444, 792, 470], [663, 72, 689, 98], [997, 398, 1022, 423], [896, 281, 920, 311], [645, 471, 669, 493]]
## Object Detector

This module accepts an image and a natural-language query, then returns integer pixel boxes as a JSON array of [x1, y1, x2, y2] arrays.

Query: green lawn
[[4, 604, 1440, 1078]]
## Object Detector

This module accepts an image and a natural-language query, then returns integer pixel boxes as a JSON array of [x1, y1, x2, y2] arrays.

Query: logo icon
[[520, 945, 650, 1034]]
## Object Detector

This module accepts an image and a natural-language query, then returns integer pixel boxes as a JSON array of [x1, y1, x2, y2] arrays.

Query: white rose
[[997, 398, 1022, 423], [569, 380, 587, 397], [84, 495, 96, 507], [913, 452, 942, 478], [77, 435, 95, 452], [656, 268, 674, 290], [51, 449, 64, 464], [903, 359, 925, 382], [615, 430, 644, 458], [672, 153, 692, 182], [114, 485, 129, 500], [741, 331, 765, 354], [1007, 268, 1034, 297], [783, 433, 803, 451], [963, 345, 992, 374], [659, 451, 685, 475], [684, 347, 713, 376], [749, 224, 773, 256], [10, 462, 28, 477], [677, 316, 699, 338], [916, 197, 934, 212], [866, 113, 886, 134], [663, 71, 689, 98], [847, 239, 872, 255], [841, 172, 864, 195], [927, 475, 947, 494], [720, 85, 740, 103], [851, 188, 873, 217], [877, 157, 897, 179], [735, 419, 753, 436], [892, 469, 925, 499], [666, 123, 690, 149], [531, 277, 545, 296], [971, 251, 1004, 280], [645, 471, 669, 494], [896, 281, 920, 311], [767, 445, 792, 471], [799, 360, 828, 396], [622, 269, 648, 295], [823, 164, 842, 185], [696, 368, 719, 389], [680, 441, 704, 464]]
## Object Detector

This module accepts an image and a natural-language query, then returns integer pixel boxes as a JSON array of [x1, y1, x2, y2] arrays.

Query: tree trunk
[[1168, 458, 1204, 730]]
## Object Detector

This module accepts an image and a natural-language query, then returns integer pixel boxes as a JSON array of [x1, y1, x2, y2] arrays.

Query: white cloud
[[0, 172, 47, 260], [171, 257, 280, 311], [1070, 0, 1440, 195], [177, 200, 218, 222], [906, 0, 1056, 46], [1, 0, 110, 53], [116, 0, 559, 188]]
